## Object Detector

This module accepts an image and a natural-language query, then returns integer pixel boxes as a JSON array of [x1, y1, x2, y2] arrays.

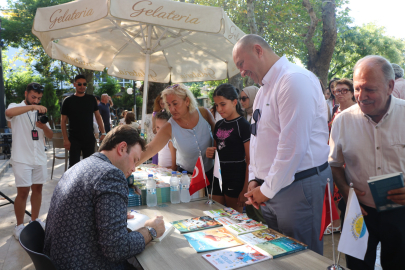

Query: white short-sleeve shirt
[[329, 96, 405, 208], [6, 101, 50, 166]]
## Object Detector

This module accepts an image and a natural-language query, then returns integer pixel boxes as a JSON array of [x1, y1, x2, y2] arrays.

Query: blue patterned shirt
[[44, 152, 145, 270]]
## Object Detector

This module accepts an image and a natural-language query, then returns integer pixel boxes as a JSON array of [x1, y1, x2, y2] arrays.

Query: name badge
[[32, 130, 39, 140]]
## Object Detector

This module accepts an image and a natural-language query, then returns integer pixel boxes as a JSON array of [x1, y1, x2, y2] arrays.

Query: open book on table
[[127, 212, 174, 242]]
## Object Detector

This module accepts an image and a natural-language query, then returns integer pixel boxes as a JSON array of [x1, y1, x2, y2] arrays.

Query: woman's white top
[[158, 140, 172, 168]]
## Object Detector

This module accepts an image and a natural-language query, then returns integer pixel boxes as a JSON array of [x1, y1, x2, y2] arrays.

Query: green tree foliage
[[94, 77, 121, 97], [189, 83, 202, 98], [41, 83, 61, 128], [5, 70, 41, 106], [330, 23, 405, 80]]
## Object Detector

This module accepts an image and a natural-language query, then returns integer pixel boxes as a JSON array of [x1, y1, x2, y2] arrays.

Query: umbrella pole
[[140, 25, 152, 139]]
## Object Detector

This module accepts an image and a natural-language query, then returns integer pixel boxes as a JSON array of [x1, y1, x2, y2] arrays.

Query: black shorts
[[208, 162, 246, 198]]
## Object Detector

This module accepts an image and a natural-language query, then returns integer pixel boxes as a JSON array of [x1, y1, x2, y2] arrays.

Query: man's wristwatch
[[146, 226, 157, 240], [101, 133, 107, 136]]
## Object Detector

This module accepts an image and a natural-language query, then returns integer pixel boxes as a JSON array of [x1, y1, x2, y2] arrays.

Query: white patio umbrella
[[32, 0, 245, 132]]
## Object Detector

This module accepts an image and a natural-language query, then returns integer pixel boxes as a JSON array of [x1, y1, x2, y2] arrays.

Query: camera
[[37, 111, 49, 124]]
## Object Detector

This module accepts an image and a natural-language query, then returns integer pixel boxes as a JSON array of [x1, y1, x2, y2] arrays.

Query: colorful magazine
[[214, 216, 240, 225], [202, 244, 271, 270], [184, 227, 244, 252], [170, 216, 222, 233], [215, 213, 253, 225], [229, 213, 253, 223], [255, 237, 307, 258], [237, 228, 285, 245], [203, 207, 239, 218], [225, 222, 268, 235]]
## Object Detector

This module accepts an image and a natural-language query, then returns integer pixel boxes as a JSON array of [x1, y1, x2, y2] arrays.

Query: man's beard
[[25, 98, 37, 106]]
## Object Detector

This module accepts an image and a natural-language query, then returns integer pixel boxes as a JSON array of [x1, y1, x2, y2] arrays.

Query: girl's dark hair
[[156, 110, 171, 121], [125, 112, 135, 124], [213, 84, 244, 116], [328, 77, 340, 101]]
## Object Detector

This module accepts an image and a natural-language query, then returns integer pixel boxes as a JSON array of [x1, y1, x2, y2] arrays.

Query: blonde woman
[[119, 110, 128, 125], [136, 84, 215, 184]]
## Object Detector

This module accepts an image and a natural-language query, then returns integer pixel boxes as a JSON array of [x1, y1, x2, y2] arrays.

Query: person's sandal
[[324, 223, 341, 235]]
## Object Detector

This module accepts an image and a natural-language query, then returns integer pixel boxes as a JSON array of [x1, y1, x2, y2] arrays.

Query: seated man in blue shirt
[[44, 125, 165, 270]]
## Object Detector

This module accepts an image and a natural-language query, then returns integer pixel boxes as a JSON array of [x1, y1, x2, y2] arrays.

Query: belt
[[294, 161, 329, 182]]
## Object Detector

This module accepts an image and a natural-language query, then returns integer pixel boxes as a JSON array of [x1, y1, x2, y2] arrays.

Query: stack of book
[[141, 187, 171, 205], [127, 188, 142, 207], [171, 207, 308, 270]]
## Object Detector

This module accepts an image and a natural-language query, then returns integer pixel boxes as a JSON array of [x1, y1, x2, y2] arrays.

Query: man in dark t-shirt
[[61, 75, 106, 168], [98, 94, 113, 133]]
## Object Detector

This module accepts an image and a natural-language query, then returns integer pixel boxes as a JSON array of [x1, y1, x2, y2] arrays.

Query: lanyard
[[27, 112, 37, 130]]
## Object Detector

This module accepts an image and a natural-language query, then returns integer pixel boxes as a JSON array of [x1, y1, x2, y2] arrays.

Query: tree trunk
[[229, 74, 244, 91], [140, 82, 169, 114], [246, 0, 258, 35], [80, 68, 95, 95], [302, 0, 337, 87]]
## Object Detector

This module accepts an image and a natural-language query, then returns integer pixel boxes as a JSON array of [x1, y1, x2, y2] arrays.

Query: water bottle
[[180, 171, 191, 203], [170, 171, 180, 204], [146, 174, 157, 207]]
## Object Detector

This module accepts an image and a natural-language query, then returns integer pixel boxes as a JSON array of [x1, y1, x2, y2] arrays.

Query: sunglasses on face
[[239, 96, 249, 102], [77, 83, 87, 87], [333, 88, 349, 95], [250, 109, 261, 136]]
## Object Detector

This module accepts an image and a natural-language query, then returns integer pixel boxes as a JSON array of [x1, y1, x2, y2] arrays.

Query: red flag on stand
[[189, 156, 209, 196], [319, 182, 339, 241]]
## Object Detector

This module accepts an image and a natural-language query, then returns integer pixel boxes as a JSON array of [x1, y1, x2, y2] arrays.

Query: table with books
[[128, 199, 335, 270]]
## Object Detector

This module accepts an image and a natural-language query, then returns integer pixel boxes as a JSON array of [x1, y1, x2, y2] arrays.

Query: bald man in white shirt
[[233, 34, 331, 255], [329, 55, 405, 270]]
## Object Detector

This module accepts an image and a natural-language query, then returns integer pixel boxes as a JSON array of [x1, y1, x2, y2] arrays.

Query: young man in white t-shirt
[[5, 83, 53, 239]]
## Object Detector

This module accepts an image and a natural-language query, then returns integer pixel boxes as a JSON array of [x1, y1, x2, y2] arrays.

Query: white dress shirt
[[250, 56, 330, 199], [329, 96, 405, 208], [6, 101, 50, 166]]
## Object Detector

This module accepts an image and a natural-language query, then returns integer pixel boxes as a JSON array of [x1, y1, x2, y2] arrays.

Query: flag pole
[[326, 177, 345, 270], [201, 154, 214, 205]]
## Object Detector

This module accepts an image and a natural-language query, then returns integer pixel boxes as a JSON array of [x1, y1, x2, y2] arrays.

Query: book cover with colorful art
[[255, 237, 307, 258], [215, 216, 240, 225], [202, 244, 271, 270], [203, 207, 239, 218], [225, 222, 268, 235], [229, 213, 253, 223], [237, 228, 285, 245], [170, 216, 222, 233], [184, 227, 244, 252]]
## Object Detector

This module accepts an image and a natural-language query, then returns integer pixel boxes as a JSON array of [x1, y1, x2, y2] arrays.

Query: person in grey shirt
[[44, 125, 165, 270]]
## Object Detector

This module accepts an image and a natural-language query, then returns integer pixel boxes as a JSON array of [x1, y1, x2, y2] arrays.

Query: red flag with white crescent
[[189, 156, 209, 195]]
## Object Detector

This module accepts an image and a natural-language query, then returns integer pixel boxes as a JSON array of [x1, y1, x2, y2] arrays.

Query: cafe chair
[[19, 221, 58, 270], [51, 138, 68, 180]]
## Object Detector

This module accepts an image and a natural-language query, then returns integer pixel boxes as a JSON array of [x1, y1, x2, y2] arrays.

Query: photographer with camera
[[5, 82, 53, 240]]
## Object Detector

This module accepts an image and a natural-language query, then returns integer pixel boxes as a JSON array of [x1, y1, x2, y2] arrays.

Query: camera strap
[[27, 112, 39, 140]]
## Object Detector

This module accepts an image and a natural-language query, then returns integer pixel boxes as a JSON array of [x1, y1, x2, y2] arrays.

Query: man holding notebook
[[44, 125, 165, 270], [329, 55, 405, 270]]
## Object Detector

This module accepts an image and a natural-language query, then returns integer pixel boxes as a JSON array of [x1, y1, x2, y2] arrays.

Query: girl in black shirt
[[206, 84, 251, 212]]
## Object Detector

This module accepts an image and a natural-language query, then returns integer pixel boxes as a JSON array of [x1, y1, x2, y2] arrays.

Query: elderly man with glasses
[[61, 74, 106, 168], [232, 34, 331, 255], [5, 82, 53, 239]]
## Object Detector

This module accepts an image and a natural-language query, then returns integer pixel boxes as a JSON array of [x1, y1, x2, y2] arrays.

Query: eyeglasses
[[333, 88, 349, 95], [77, 83, 87, 86], [239, 96, 249, 102], [250, 109, 261, 136]]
